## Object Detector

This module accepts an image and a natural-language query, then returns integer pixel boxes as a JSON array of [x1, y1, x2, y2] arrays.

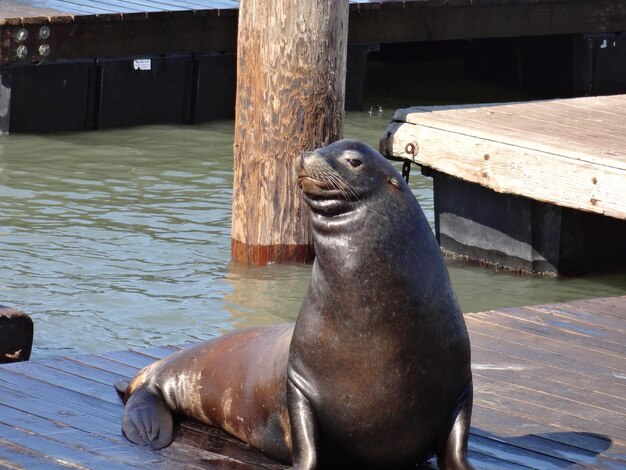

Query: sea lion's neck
[[309, 196, 445, 312], [310, 206, 372, 269]]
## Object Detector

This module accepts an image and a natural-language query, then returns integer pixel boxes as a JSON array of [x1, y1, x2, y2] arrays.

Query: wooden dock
[[2, 0, 625, 64], [0, 295, 625, 469], [381, 95, 626, 220], [380, 95, 626, 275]]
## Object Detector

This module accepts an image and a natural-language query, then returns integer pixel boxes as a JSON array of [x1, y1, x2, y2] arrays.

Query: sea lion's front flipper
[[287, 377, 319, 470], [121, 384, 174, 450], [437, 382, 475, 470]]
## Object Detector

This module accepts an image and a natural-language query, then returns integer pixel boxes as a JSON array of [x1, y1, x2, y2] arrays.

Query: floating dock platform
[[381, 94, 626, 275], [1, 1, 626, 133], [0, 296, 624, 469]]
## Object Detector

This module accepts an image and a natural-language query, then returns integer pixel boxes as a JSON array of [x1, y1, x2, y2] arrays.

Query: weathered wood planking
[[2, 0, 626, 64], [381, 95, 626, 220], [0, 296, 625, 468], [3, 0, 619, 20]]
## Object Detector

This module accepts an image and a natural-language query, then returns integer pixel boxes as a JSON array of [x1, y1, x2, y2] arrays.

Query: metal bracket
[[402, 160, 411, 183]]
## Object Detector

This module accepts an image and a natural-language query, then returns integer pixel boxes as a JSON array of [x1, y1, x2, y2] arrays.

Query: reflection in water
[[224, 262, 309, 327], [0, 115, 624, 359]]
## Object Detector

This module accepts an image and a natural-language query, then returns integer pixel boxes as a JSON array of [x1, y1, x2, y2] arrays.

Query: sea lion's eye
[[347, 158, 362, 168]]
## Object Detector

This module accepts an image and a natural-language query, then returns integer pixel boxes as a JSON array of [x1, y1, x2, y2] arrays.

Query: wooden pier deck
[[0, 295, 625, 469], [381, 94, 626, 220], [2, 0, 626, 64]]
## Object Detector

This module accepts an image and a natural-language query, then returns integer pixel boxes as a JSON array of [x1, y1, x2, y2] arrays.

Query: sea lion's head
[[296, 139, 408, 223]]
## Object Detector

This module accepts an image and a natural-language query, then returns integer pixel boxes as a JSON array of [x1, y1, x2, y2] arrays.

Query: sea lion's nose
[[295, 151, 310, 179], [297, 151, 315, 173]]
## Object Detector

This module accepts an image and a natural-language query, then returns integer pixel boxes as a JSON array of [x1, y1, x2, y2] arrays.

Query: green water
[[1, 112, 624, 359]]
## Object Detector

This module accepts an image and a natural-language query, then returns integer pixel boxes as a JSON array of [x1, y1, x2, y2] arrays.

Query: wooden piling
[[231, 0, 349, 265]]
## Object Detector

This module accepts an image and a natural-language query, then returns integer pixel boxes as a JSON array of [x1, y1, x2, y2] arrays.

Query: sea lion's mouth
[[297, 175, 346, 198]]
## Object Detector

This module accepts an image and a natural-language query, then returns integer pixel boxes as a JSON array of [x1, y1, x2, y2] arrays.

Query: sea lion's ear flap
[[389, 177, 402, 190]]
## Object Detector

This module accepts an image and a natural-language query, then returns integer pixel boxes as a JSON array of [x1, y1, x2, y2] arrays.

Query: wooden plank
[[522, 302, 626, 338], [69, 353, 147, 379], [478, 308, 626, 358], [448, 108, 626, 164], [0, 442, 70, 469], [467, 315, 626, 384], [1, 361, 122, 405], [528, 102, 626, 139], [0, 367, 122, 419], [0, 382, 120, 436], [393, 97, 626, 168], [40, 357, 131, 385], [381, 96, 626, 220], [471, 347, 626, 414], [469, 312, 625, 376], [129, 344, 181, 359], [473, 338, 626, 398], [547, 297, 626, 321], [96, 349, 160, 369], [0, 420, 145, 469], [469, 330, 626, 400], [0, 0, 66, 18], [37, 0, 120, 14]]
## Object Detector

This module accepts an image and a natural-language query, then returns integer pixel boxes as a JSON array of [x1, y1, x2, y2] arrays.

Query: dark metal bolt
[[39, 26, 51, 39], [15, 28, 28, 42], [16, 45, 28, 59]]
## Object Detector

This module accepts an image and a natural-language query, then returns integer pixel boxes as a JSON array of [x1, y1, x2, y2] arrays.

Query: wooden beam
[[0, 10, 239, 64], [348, 0, 626, 44]]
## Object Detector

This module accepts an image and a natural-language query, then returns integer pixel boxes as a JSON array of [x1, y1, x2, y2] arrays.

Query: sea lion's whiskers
[[311, 168, 347, 191], [319, 170, 356, 201], [328, 172, 359, 202]]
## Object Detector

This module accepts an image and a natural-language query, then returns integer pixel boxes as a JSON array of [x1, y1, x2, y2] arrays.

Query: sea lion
[[116, 139, 474, 470]]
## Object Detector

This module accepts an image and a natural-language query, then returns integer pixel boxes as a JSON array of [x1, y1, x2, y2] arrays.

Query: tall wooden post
[[232, 0, 349, 265]]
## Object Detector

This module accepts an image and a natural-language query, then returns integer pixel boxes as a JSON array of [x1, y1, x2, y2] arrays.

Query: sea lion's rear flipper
[[114, 379, 130, 400], [437, 382, 475, 470], [121, 384, 174, 450]]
